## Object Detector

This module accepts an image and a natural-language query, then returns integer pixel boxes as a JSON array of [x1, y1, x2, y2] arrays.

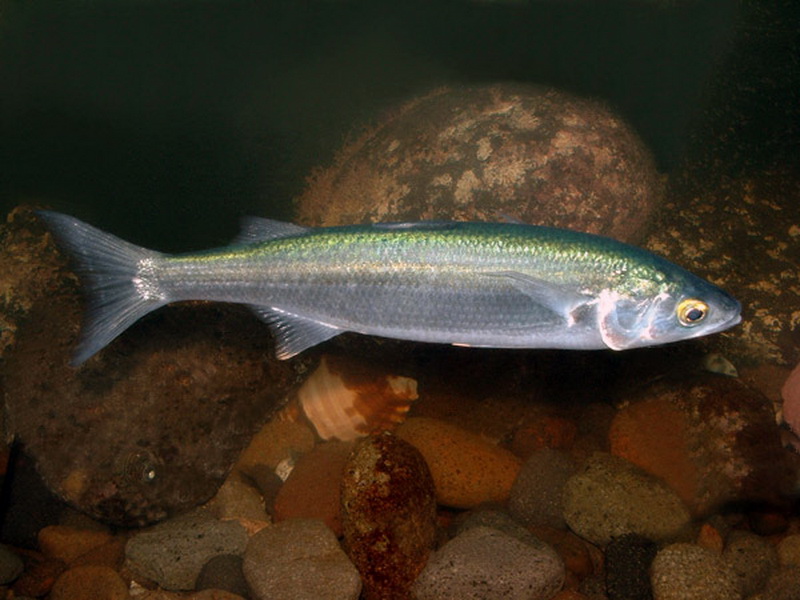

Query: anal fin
[[249, 305, 342, 359]]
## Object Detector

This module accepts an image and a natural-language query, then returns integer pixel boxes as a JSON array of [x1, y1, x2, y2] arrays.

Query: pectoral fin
[[249, 306, 342, 359], [484, 271, 589, 324]]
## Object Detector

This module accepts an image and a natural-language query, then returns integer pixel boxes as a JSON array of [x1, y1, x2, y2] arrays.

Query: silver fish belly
[[37, 212, 741, 365]]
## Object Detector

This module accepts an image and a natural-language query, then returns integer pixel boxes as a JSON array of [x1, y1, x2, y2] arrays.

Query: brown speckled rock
[[609, 374, 792, 516], [645, 169, 800, 366], [296, 83, 663, 243], [1, 207, 299, 526], [396, 417, 522, 508], [341, 433, 436, 600]]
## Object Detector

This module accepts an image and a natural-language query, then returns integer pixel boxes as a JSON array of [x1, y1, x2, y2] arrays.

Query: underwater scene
[[1, 1, 799, 599]]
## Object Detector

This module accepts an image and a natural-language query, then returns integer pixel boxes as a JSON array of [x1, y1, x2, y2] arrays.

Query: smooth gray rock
[[125, 509, 248, 590], [508, 448, 577, 529], [243, 519, 361, 600], [412, 525, 565, 600], [562, 452, 691, 546]]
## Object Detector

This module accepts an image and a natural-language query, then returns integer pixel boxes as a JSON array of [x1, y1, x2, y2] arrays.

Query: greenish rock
[[562, 452, 691, 546]]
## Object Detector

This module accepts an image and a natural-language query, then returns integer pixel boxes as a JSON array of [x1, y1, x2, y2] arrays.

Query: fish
[[37, 211, 741, 365]]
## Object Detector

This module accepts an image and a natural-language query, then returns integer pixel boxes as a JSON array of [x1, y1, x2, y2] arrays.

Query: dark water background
[[0, 0, 797, 250]]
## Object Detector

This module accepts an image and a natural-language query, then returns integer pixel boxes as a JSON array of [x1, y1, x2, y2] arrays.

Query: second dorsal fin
[[233, 217, 310, 245]]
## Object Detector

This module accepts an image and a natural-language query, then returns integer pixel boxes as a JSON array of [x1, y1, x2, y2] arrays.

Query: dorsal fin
[[371, 221, 457, 231], [233, 217, 309, 245]]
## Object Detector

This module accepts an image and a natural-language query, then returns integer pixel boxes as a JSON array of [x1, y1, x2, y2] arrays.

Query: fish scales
[[37, 213, 741, 364]]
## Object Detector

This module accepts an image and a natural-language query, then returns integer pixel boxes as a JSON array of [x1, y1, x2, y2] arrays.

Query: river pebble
[[195, 554, 250, 598], [49, 565, 130, 600], [605, 534, 657, 600], [609, 375, 791, 516], [274, 440, 353, 536], [650, 543, 742, 600], [776, 533, 800, 567], [341, 433, 436, 600], [38, 524, 113, 565], [243, 519, 361, 600], [722, 530, 777, 597], [395, 417, 521, 508], [412, 525, 565, 600], [508, 447, 577, 529], [751, 565, 800, 600], [0, 544, 23, 584], [562, 452, 691, 546], [125, 509, 248, 590]]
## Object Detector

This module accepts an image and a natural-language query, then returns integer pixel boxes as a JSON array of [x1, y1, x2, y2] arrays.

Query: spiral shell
[[289, 355, 418, 442]]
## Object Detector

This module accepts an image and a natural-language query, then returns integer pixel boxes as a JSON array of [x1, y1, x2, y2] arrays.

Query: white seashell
[[295, 355, 418, 442]]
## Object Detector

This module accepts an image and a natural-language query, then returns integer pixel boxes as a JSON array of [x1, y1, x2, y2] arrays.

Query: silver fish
[[38, 212, 741, 365]]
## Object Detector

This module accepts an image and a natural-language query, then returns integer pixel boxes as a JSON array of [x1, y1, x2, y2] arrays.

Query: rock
[[341, 433, 437, 599], [456, 508, 597, 583], [243, 519, 361, 600], [37, 525, 113, 565], [510, 415, 578, 458], [70, 537, 127, 570], [296, 83, 662, 244], [650, 543, 742, 600], [0, 544, 23, 584], [748, 509, 789, 537], [776, 533, 800, 567], [196, 554, 250, 598], [781, 362, 800, 444], [527, 525, 598, 581], [644, 169, 800, 366], [609, 374, 792, 516], [508, 448, 577, 529], [274, 440, 353, 535], [12, 553, 66, 598], [234, 417, 316, 479], [723, 530, 778, 597], [204, 471, 269, 524], [3, 297, 296, 527], [454, 508, 531, 540], [49, 565, 130, 600], [395, 417, 521, 508], [697, 522, 726, 554], [412, 525, 565, 600], [604, 534, 657, 600], [125, 509, 248, 590], [752, 566, 800, 600], [127, 585, 246, 600], [562, 452, 691, 546]]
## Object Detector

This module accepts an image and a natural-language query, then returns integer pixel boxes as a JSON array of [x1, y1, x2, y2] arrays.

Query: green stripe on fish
[[37, 212, 741, 365]]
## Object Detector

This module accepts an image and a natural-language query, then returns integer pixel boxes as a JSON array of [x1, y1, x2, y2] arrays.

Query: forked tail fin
[[37, 211, 168, 366]]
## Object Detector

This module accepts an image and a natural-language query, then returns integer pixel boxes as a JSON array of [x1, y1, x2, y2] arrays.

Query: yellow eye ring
[[677, 298, 708, 326]]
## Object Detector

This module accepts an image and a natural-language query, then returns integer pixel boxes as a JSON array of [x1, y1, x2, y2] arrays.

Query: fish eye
[[677, 298, 708, 326]]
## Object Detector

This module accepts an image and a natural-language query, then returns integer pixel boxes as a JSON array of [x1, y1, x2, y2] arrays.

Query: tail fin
[[37, 211, 168, 366]]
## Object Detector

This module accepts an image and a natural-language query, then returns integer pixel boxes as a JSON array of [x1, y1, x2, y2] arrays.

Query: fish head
[[597, 274, 742, 350]]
